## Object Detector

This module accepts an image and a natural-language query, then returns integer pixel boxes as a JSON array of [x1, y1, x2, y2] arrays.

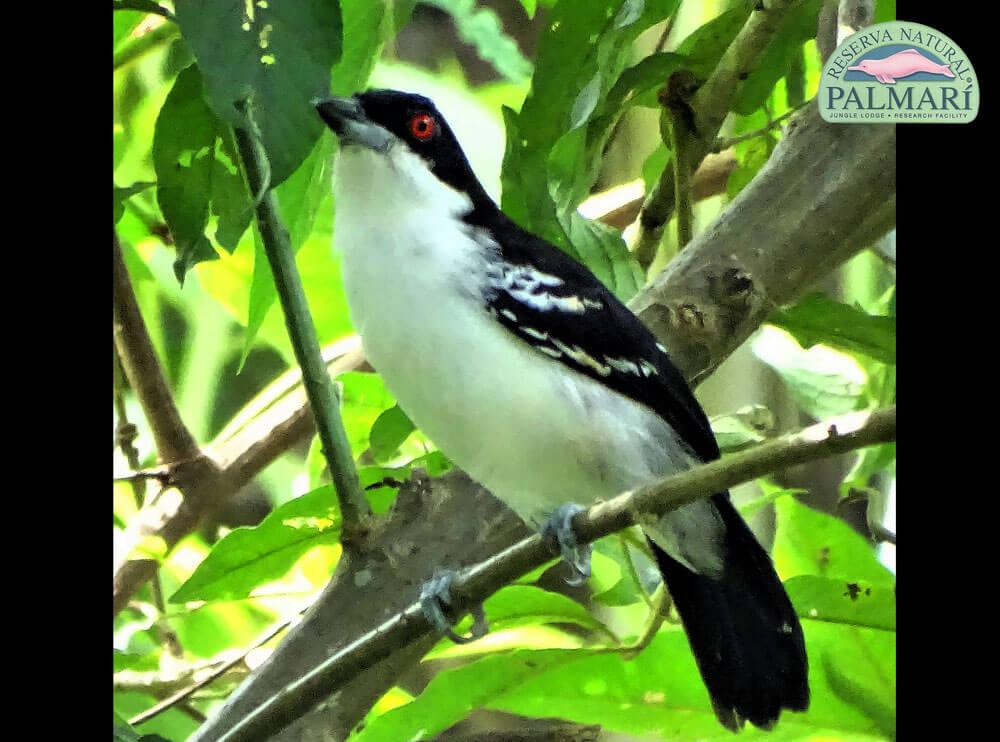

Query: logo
[[819, 21, 978, 123]]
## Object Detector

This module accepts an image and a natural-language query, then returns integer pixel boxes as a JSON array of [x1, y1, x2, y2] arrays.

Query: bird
[[315, 89, 809, 731]]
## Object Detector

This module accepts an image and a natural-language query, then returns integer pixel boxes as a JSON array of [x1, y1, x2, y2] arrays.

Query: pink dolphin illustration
[[848, 48, 955, 84]]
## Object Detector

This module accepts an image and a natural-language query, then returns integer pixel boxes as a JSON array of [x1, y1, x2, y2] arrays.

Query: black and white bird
[[315, 89, 808, 731]]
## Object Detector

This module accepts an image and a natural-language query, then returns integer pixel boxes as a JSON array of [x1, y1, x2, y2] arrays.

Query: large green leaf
[[350, 649, 584, 742], [674, 6, 749, 79], [773, 496, 894, 587], [173, 0, 343, 187], [152, 65, 252, 283], [487, 627, 892, 740], [169, 485, 338, 603], [785, 574, 895, 632], [769, 293, 896, 365], [363, 622, 893, 741]]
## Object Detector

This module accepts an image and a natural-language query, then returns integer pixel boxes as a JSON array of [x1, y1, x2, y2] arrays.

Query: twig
[[215, 407, 897, 742], [129, 614, 296, 727], [617, 535, 652, 609], [617, 584, 671, 659], [662, 72, 698, 253], [710, 98, 810, 152], [114, 469, 173, 486], [113, 230, 200, 464], [231, 121, 370, 543]]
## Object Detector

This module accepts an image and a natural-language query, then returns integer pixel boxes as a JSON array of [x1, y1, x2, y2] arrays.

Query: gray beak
[[314, 96, 394, 153]]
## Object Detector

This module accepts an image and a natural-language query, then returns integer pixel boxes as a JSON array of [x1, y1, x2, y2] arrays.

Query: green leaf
[[441, 585, 616, 647], [113, 649, 144, 673], [114, 717, 140, 742], [350, 649, 585, 742], [599, 51, 685, 114], [737, 478, 804, 519], [752, 325, 867, 419], [773, 496, 894, 586], [339, 372, 398, 458], [732, 0, 823, 116], [169, 485, 339, 603], [486, 630, 891, 740], [786, 575, 895, 632], [710, 404, 775, 453], [173, 0, 343, 187], [674, 7, 750, 79], [769, 293, 896, 365], [517, 0, 538, 18], [113, 181, 155, 225], [426, 0, 533, 83], [152, 65, 252, 283], [369, 405, 416, 462]]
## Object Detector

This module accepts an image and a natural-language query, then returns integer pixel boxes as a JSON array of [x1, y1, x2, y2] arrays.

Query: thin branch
[[710, 98, 810, 152], [617, 585, 671, 659], [231, 122, 370, 542], [129, 615, 296, 727], [214, 407, 896, 742], [662, 72, 698, 253], [114, 230, 200, 465]]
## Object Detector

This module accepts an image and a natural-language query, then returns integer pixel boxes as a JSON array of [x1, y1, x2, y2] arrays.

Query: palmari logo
[[820, 21, 978, 123]]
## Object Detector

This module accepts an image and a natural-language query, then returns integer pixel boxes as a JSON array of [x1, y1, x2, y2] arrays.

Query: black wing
[[474, 212, 720, 463]]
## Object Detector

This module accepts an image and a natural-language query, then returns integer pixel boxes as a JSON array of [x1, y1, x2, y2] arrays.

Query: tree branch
[[232, 123, 370, 543], [629, 101, 895, 384], [213, 407, 897, 742]]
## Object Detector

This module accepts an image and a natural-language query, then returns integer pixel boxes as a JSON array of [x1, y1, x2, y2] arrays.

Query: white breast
[[332, 144, 723, 575]]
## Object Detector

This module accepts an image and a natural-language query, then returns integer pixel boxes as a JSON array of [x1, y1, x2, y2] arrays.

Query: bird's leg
[[541, 503, 591, 586], [419, 570, 489, 645]]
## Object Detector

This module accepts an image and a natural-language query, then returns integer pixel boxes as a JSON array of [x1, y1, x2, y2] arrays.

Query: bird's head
[[315, 89, 490, 211]]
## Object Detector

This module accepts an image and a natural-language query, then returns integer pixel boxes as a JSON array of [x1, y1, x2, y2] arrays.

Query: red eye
[[409, 112, 436, 141]]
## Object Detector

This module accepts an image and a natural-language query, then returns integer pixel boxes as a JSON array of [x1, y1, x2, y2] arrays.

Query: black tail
[[648, 494, 809, 731]]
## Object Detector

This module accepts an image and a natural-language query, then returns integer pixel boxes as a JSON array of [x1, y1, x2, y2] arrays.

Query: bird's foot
[[419, 570, 489, 645], [541, 503, 591, 586]]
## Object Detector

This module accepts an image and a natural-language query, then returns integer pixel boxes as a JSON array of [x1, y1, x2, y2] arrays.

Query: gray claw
[[419, 570, 488, 645], [542, 503, 591, 586]]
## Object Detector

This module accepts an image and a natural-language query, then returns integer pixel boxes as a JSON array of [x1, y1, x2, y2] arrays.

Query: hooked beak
[[314, 96, 394, 152]]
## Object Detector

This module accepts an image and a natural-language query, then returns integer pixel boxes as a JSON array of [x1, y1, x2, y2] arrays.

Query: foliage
[[114, 2, 896, 740]]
